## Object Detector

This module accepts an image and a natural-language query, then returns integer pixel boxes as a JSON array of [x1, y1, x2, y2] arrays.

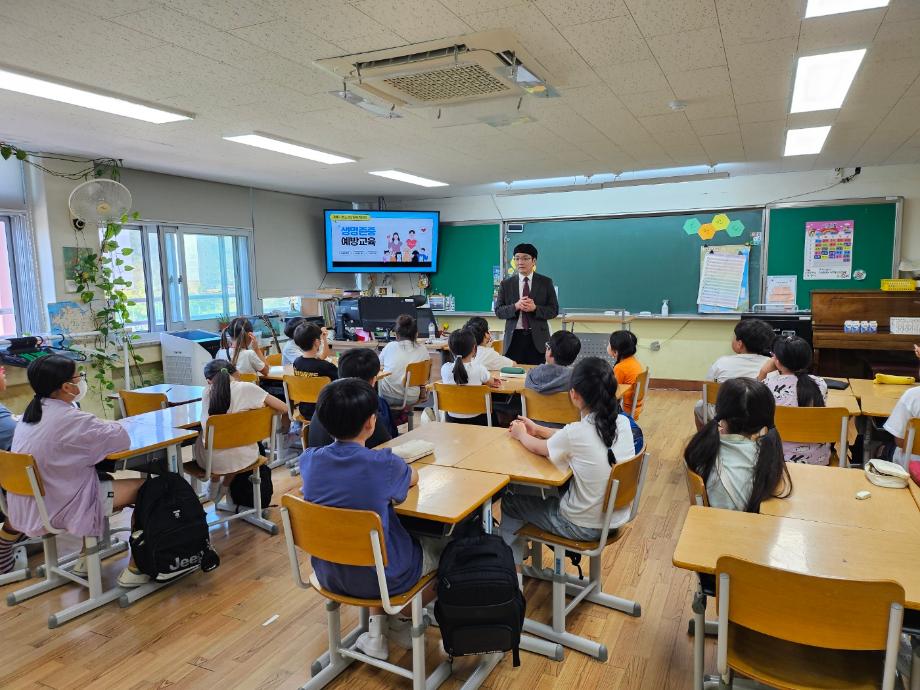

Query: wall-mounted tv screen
[[324, 210, 439, 273]]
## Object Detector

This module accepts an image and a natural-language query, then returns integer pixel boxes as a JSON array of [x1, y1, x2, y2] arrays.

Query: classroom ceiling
[[0, 0, 919, 200]]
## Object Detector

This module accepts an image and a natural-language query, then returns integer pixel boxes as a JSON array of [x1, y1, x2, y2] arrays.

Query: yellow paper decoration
[[698, 223, 717, 240], [712, 214, 730, 231]]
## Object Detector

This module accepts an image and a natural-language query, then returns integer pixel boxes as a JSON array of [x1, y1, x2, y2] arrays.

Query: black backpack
[[434, 533, 526, 666], [129, 474, 219, 582], [228, 464, 273, 509]]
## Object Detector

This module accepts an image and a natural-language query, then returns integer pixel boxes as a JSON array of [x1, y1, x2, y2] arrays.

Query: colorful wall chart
[[683, 213, 746, 240], [803, 219, 854, 280]]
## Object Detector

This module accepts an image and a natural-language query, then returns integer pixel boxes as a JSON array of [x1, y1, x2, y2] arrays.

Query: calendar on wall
[[803, 219, 854, 280]]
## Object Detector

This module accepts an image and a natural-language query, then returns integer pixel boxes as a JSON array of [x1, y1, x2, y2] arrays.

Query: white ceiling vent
[[315, 30, 554, 108]]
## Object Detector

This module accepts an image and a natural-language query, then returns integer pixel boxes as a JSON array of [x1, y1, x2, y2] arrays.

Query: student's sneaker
[[387, 615, 413, 649], [207, 479, 225, 504], [116, 567, 150, 588], [356, 614, 390, 661], [71, 555, 88, 578], [0, 530, 27, 574]]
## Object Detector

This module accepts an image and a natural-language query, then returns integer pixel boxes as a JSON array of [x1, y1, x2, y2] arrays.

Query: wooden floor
[[0, 390, 712, 690]]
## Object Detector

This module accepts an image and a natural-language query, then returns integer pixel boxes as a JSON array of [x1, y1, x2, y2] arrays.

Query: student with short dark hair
[[300, 378, 443, 661], [308, 348, 396, 448], [378, 315, 429, 409], [758, 335, 829, 465], [608, 330, 645, 419], [525, 330, 581, 394], [292, 323, 338, 419], [281, 317, 305, 365], [467, 316, 514, 370], [684, 377, 791, 512]]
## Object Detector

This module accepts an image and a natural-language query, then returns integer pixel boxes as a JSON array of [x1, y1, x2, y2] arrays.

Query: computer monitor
[[358, 297, 418, 333], [740, 312, 813, 346], [415, 307, 438, 337]]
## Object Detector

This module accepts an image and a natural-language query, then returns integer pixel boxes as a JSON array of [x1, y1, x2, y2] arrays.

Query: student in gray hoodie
[[525, 330, 581, 393]]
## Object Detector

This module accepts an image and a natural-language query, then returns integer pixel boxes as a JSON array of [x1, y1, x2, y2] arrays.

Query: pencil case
[[500, 366, 526, 375], [874, 373, 916, 385]]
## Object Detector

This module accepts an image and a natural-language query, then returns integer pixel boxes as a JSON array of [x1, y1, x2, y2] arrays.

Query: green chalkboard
[[507, 209, 764, 314], [430, 223, 500, 311], [765, 201, 899, 310]]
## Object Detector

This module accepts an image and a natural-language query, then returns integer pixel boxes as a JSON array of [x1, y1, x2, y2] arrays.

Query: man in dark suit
[[494, 243, 559, 365]]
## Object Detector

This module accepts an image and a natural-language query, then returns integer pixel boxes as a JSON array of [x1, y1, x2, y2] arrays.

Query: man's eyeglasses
[[71, 371, 87, 382]]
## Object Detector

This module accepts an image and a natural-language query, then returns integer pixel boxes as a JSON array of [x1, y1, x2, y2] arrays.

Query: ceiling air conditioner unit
[[315, 30, 554, 108]]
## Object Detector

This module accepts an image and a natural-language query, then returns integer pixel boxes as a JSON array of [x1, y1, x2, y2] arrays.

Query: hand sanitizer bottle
[[661, 299, 670, 316]]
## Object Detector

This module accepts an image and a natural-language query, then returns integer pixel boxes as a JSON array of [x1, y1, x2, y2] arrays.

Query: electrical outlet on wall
[[650, 341, 661, 351]]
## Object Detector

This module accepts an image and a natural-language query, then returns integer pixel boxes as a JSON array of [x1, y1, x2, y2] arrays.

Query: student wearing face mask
[[6, 355, 149, 587]]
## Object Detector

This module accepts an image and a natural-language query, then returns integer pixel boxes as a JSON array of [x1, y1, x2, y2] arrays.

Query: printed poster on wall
[[803, 220, 854, 280]]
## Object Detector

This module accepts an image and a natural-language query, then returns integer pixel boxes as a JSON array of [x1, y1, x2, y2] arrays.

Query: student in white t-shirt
[[883, 386, 920, 466], [466, 316, 514, 370], [694, 318, 775, 429], [378, 315, 430, 409], [215, 317, 269, 376], [439, 328, 500, 425], [684, 377, 791, 512], [196, 359, 287, 506], [500, 357, 637, 568]]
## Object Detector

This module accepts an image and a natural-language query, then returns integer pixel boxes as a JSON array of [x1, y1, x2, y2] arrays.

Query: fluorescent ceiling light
[[0, 66, 191, 123], [223, 133, 355, 164], [368, 170, 448, 188], [805, 0, 888, 18], [784, 126, 831, 156], [790, 49, 866, 113]]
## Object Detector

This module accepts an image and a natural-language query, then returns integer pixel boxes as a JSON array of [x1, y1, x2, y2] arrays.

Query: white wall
[[391, 164, 920, 262], [0, 157, 25, 210]]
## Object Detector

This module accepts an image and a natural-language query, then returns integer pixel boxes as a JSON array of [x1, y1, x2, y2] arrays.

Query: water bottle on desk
[[428, 321, 436, 341]]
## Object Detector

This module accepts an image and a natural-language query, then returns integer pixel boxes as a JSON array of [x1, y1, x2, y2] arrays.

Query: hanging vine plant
[[71, 211, 151, 412], [3, 141, 150, 413]]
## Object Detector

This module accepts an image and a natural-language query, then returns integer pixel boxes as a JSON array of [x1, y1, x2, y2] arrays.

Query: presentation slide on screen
[[325, 211, 438, 272]]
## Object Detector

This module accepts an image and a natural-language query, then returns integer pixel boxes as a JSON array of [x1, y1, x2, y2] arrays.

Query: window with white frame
[[103, 223, 254, 332], [0, 216, 20, 337]]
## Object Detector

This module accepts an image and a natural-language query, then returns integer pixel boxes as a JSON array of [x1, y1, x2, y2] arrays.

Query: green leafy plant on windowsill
[[72, 212, 152, 414]]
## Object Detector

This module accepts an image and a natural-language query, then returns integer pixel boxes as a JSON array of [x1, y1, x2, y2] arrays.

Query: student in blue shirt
[[307, 348, 397, 447], [299, 378, 442, 661]]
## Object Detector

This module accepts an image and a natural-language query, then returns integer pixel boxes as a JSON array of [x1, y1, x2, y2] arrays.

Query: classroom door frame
[[499, 204, 767, 314], [761, 196, 904, 306]]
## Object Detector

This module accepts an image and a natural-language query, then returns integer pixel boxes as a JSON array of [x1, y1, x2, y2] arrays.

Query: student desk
[[127, 383, 205, 405], [674, 506, 920, 608], [109, 419, 198, 473], [456, 434, 571, 487], [848, 377, 918, 401], [761, 463, 920, 533], [826, 389, 860, 415], [378, 422, 508, 467], [859, 394, 897, 417], [911, 480, 920, 512], [396, 464, 508, 525], [262, 365, 391, 382], [121, 401, 202, 429]]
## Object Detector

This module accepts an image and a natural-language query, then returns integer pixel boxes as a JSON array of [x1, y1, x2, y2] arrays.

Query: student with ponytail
[[684, 377, 791, 512], [196, 359, 287, 504], [439, 328, 500, 425], [6, 356, 152, 586], [757, 335, 830, 465], [216, 317, 269, 376], [500, 357, 638, 568]]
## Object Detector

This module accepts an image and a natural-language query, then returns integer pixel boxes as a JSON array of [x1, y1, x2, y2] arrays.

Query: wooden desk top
[[673, 506, 920, 609], [130, 384, 205, 405], [910, 481, 920, 512], [377, 422, 508, 467], [329, 338, 449, 352], [456, 434, 571, 486], [859, 394, 897, 418], [396, 465, 508, 524], [825, 390, 860, 415], [761, 463, 920, 533], [848, 378, 917, 401], [123, 401, 202, 430], [262, 365, 390, 382], [109, 420, 199, 459]]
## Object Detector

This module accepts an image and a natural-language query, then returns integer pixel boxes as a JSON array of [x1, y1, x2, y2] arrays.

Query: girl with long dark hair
[[500, 357, 639, 567], [758, 335, 830, 464], [438, 328, 500, 425], [216, 317, 269, 376], [684, 377, 791, 512]]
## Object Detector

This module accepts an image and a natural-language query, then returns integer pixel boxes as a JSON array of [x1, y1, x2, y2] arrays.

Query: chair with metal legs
[[0, 451, 131, 628], [280, 493, 452, 690], [517, 448, 649, 659]]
